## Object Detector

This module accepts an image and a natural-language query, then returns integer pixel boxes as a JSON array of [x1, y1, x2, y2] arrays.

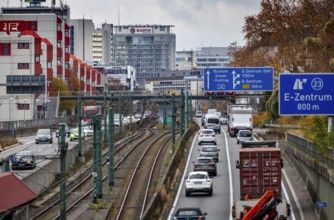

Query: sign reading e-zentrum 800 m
[[279, 73, 334, 115]]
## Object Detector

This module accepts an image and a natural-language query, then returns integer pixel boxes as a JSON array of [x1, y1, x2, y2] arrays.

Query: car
[[199, 145, 220, 162], [195, 110, 202, 117], [173, 207, 207, 220], [35, 128, 52, 144], [198, 129, 216, 145], [82, 126, 93, 137], [10, 150, 36, 170], [193, 156, 217, 176], [184, 171, 213, 197], [134, 113, 142, 119], [219, 116, 228, 125], [237, 130, 253, 144], [114, 119, 120, 127], [56, 123, 70, 137], [70, 128, 86, 141]]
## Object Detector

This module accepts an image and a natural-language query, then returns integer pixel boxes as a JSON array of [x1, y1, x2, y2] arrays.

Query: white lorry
[[227, 104, 253, 137]]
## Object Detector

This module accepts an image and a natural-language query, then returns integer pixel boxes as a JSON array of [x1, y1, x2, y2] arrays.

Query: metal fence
[[0, 118, 67, 131]]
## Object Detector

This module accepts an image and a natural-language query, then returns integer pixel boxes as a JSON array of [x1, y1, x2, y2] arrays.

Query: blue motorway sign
[[279, 74, 334, 115], [203, 67, 274, 92], [315, 201, 327, 208]]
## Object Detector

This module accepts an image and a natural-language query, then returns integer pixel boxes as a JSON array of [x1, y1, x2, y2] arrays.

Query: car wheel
[[214, 172, 217, 176], [214, 142, 217, 145], [35, 141, 38, 144], [185, 190, 190, 197], [198, 142, 201, 145], [209, 187, 213, 196], [237, 140, 239, 144]]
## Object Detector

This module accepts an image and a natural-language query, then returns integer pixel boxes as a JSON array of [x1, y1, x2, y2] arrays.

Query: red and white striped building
[[0, 14, 104, 121]]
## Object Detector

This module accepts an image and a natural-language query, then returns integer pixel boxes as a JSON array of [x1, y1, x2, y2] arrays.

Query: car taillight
[[200, 135, 204, 137], [210, 163, 216, 167], [212, 135, 215, 137], [194, 164, 199, 168]]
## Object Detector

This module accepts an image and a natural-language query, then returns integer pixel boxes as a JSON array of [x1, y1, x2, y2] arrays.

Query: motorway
[[168, 118, 303, 220]]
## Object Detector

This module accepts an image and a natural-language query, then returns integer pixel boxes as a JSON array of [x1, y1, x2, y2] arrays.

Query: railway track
[[30, 127, 155, 219], [111, 130, 173, 220]]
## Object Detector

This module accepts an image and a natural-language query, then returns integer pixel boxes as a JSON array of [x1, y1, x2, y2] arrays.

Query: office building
[[112, 25, 176, 89]]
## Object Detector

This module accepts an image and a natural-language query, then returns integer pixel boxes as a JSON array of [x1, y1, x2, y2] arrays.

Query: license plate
[[194, 181, 202, 184]]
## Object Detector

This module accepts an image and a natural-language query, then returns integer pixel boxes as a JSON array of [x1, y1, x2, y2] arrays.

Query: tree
[[51, 77, 75, 114]]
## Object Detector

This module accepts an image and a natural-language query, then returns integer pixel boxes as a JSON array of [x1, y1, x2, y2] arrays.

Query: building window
[[35, 56, 40, 63], [18, 43, 29, 49], [0, 43, 11, 56], [57, 24, 61, 31], [17, 103, 29, 110], [30, 21, 37, 31], [18, 63, 30, 69]]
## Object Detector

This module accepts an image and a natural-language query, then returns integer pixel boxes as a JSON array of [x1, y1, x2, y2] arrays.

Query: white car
[[219, 116, 228, 125], [185, 171, 213, 197], [82, 126, 93, 137], [237, 130, 253, 144], [198, 129, 216, 145], [195, 110, 202, 117]]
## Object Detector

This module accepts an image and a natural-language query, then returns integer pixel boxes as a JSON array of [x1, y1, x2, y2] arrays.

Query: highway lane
[[169, 118, 301, 220]]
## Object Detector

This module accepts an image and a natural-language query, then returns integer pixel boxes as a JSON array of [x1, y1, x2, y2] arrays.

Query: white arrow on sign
[[206, 71, 211, 89]]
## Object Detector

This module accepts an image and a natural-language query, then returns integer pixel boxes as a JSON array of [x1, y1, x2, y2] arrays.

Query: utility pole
[[190, 94, 193, 120], [172, 94, 176, 154], [96, 114, 102, 198], [108, 108, 114, 186], [59, 124, 67, 220], [129, 95, 133, 131], [77, 96, 82, 158], [180, 90, 185, 137]]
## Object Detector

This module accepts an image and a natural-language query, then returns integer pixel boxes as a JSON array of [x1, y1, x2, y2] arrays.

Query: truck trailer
[[232, 141, 290, 220]]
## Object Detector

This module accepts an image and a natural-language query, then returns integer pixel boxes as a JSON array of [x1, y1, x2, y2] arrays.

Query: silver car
[[237, 130, 253, 144], [198, 129, 217, 145], [199, 145, 220, 162]]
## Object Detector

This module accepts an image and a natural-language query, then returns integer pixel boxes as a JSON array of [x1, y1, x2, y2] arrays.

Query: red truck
[[232, 141, 290, 220]]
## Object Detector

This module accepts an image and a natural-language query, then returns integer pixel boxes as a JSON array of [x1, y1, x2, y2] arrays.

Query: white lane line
[[167, 130, 199, 220], [222, 128, 233, 220], [282, 169, 300, 220]]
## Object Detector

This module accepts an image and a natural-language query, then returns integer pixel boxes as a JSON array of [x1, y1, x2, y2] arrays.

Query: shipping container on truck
[[232, 141, 290, 220], [227, 104, 253, 137]]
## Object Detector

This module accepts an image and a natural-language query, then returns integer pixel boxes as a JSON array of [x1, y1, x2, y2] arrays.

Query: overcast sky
[[2, 0, 262, 51]]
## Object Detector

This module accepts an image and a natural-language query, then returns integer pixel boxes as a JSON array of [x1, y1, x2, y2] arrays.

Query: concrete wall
[[284, 133, 334, 220]]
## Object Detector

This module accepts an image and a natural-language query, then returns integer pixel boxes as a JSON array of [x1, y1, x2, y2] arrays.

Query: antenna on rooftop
[[117, 0, 120, 26]]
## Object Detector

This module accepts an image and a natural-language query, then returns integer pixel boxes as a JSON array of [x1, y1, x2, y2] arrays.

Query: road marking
[[282, 169, 300, 220], [221, 128, 233, 220], [167, 128, 199, 220]]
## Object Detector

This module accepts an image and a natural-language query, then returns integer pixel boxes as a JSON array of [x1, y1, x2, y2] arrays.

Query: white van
[[204, 114, 221, 134]]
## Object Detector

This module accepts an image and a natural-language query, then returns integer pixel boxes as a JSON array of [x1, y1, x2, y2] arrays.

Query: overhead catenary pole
[[77, 96, 82, 157], [119, 95, 122, 134], [96, 114, 103, 198], [163, 94, 167, 129], [172, 94, 176, 154], [108, 108, 114, 186], [104, 91, 107, 141], [59, 124, 67, 220], [180, 90, 185, 136]]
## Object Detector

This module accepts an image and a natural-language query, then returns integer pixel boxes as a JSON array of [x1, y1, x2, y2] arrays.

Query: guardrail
[[265, 123, 301, 129]]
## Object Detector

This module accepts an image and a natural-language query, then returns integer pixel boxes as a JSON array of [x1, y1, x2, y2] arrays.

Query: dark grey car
[[193, 156, 217, 176], [11, 151, 36, 170], [35, 129, 53, 144]]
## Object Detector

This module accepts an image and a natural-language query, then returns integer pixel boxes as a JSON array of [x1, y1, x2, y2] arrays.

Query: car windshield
[[197, 158, 212, 164], [189, 173, 207, 179], [37, 129, 49, 135], [207, 118, 219, 124], [202, 147, 216, 152], [240, 132, 252, 137], [177, 210, 200, 216], [201, 130, 214, 135]]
